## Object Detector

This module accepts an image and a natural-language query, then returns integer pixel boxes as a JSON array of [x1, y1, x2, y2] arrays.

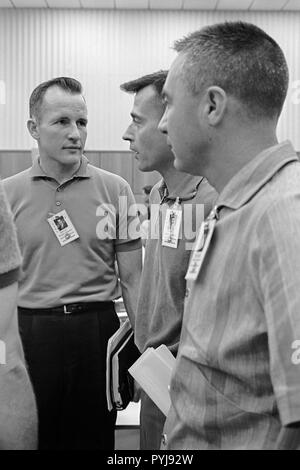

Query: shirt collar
[[29, 154, 91, 179], [158, 174, 204, 202], [215, 141, 298, 211]]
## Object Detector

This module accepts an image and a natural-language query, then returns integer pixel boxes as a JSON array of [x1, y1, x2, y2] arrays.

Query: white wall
[[0, 8, 299, 150]]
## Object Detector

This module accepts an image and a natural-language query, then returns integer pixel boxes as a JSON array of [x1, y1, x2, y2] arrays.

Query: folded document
[[129, 344, 176, 417]]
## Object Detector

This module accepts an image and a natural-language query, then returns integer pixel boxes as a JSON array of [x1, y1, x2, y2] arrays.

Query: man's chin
[[174, 156, 197, 175], [138, 163, 153, 173], [62, 149, 82, 161], [57, 152, 82, 168], [174, 155, 188, 172]]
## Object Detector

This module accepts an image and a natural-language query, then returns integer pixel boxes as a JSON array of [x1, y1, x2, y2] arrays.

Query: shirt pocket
[[191, 364, 280, 449]]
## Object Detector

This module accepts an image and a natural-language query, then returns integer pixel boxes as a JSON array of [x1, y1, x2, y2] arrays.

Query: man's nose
[[158, 109, 168, 135], [122, 126, 133, 142], [68, 123, 81, 141]]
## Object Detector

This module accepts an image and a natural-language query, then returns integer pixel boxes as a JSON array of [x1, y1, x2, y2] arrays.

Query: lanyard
[[161, 198, 182, 249], [185, 206, 219, 281]]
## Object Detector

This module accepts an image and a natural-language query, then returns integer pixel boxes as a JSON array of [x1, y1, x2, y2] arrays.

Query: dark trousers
[[140, 390, 166, 450], [18, 303, 119, 450]]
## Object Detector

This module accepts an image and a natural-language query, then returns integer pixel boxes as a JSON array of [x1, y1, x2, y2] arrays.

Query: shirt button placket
[[56, 187, 62, 207]]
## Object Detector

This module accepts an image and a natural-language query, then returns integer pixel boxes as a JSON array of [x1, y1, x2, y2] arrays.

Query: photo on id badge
[[48, 209, 80, 246], [167, 211, 178, 243], [162, 206, 182, 249], [54, 215, 68, 231]]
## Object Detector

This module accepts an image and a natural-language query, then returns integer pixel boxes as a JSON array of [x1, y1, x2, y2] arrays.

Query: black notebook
[[106, 319, 140, 411]]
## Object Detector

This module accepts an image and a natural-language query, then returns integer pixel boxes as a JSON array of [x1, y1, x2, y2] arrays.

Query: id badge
[[47, 209, 79, 246], [185, 211, 217, 281], [162, 206, 182, 248]]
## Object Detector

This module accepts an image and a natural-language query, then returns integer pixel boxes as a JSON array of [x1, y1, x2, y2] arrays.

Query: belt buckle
[[63, 305, 71, 315]]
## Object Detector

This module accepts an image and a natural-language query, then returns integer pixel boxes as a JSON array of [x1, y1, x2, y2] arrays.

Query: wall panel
[[100, 151, 134, 185], [0, 8, 299, 150]]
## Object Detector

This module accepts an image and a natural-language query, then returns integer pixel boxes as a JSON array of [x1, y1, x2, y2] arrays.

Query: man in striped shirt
[[159, 21, 300, 449]]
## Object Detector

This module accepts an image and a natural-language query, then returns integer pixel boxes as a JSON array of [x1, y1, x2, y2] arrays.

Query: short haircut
[[29, 76, 83, 120], [120, 70, 168, 97], [173, 21, 289, 119]]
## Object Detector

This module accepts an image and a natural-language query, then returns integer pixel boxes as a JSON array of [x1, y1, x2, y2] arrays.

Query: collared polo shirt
[[0, 181, 21, 288], [164, 141, 300, 450], [135, 174, 217, 354], [3, 156, 141, 308]]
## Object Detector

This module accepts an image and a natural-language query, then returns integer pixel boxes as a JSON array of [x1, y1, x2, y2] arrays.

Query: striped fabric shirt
[[164, 141, 300, 450]]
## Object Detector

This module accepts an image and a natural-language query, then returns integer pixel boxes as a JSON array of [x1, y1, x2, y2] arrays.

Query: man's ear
[[27, 118, 39, 141], [202, 86, 227, 126]]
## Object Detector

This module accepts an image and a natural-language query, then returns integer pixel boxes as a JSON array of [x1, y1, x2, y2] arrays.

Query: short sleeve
[[115, 182, 142, 251], [0, 181, 21, 288], [257, 193, 300, 426]]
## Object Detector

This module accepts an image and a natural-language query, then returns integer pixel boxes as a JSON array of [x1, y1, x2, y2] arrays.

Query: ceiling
[[0, 0, 300, 12]]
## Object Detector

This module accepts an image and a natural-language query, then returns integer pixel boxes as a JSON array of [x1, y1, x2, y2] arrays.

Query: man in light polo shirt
[[4, 77, 142, 450], [0, 181, 37, 449], [159, 21, 300, 449], [121, 71, 217, 449]]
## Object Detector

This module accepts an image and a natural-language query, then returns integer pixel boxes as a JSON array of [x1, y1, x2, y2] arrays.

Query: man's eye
[[78, 121, 87, 127], [57, 119, 68, 125]]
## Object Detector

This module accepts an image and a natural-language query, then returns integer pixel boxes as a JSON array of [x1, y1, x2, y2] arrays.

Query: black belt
[[18, 301, 114, 316]]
